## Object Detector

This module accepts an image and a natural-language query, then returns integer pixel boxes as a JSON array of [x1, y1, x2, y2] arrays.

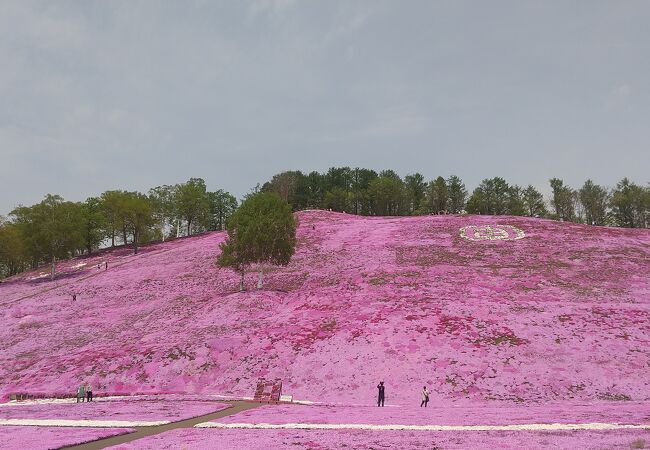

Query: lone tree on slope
[[217, 192, 297, 291]]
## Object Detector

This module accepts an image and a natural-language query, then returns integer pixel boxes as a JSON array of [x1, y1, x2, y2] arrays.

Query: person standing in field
[[377, 381, 385, 407], [76, 384, 85, 403], [86, 384, 93, 402], [420, 386, 430, 407]]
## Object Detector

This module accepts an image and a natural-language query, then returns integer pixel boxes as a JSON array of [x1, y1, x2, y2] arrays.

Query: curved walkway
[[62, 401, 260, 450]]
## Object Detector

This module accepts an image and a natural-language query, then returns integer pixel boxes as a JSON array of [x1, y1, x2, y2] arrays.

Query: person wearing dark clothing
[[86, 384, 93, 402], [72, 294, 77, 302], [420, 386, 430, 407], [377, 381, 385, 407], [105, 262, 108, 270]]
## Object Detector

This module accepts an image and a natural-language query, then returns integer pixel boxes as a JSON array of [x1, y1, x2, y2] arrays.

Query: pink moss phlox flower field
[[1, 211, 648, 405], [211, 403, 650, 426], [0, 400, 228, 421], [0, 239, 185, 305], [0, 426, 133, 450], [110, 427, 650, 450]]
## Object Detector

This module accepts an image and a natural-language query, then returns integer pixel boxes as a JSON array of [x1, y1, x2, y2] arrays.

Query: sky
[[1, 0, 649, 215]]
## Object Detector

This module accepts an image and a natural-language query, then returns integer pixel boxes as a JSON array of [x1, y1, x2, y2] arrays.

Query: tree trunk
[[133, 230, 139, 255], [176, 219, 180, 238], [187, 219, 191, 236], [257, 268, 263, 290], [122, 227, 128, 245], [50, 255, 56, 281], [111, 231, 115, 247], [239, 270, 245, 292]]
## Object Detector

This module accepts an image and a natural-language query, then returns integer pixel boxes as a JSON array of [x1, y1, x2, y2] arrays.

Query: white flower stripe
[[195, 422, 650, 431], [0, 419, 168, 427]]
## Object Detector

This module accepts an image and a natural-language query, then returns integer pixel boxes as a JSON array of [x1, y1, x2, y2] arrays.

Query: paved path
[[62, 401, 260, 450]]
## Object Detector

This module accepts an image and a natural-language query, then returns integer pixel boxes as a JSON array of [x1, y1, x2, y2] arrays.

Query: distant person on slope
[[86, 384, 93, 402], [76, 384, 85, 403], [377, 381, 385, 407], [105, 262, 108, 270], [420, 386, 429, 407]]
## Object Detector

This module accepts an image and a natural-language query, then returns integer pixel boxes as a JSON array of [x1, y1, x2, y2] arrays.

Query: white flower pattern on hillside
[[460, 225, 525, 241]]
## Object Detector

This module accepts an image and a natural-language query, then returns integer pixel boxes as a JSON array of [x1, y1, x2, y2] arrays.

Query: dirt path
[[61, 400, 260, 450]]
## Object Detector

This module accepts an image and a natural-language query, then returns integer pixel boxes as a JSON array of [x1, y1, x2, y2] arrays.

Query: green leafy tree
[[323, 187, 350, 212], [100, 190, 127, 246], [465, 189, 485, 215], [80, 197, 107, 254], [174, 178, 210, 235], [324, 167, 353, 192], [121, 193, 154, 254], [487, 177, 510, 215], [427, 176, 449, 214], [305, 171, 326, 208], [350, 168, 378, 215], [369, 176, 405, 216], [0, 219, 26, 277], [549, 178, 575, 221], [610, 178, 648, 228], [404, 173, 426, 214], [261, 170, 307, 210], [506, 185, 527, 216], [378, 169, 401, 180], [148, 185, 176, 240], [579, 180, 609, 226], [207, 190, 238, 231], [446, 175, 467, 214], [217, 192, 297, 290], [11, 195, 84, 280], [467, 177, 510, 215], [217, 234, 249, 291], [522, 185, 547, 217]]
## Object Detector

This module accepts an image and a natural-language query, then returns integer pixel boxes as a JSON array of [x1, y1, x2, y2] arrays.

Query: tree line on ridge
[[0, 169, 647, 279], [0, 178, 237, 279], [260, 168, 648, 229]]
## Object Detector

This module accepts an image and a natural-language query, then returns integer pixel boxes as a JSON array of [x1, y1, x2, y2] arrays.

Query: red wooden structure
[[253, 378, 282, 402]]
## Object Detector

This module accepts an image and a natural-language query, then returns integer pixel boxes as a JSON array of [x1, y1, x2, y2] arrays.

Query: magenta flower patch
[[0, 211, 648, 406]]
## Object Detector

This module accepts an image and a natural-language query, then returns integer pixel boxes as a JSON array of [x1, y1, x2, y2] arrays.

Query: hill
[[0, 211, 648, 404]]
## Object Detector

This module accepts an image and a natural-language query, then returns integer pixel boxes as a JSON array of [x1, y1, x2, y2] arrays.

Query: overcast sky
[[1, 0, 649, 214]]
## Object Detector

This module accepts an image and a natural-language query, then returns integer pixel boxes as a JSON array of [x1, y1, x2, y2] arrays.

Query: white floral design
[[460, 225, 525, 241]]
